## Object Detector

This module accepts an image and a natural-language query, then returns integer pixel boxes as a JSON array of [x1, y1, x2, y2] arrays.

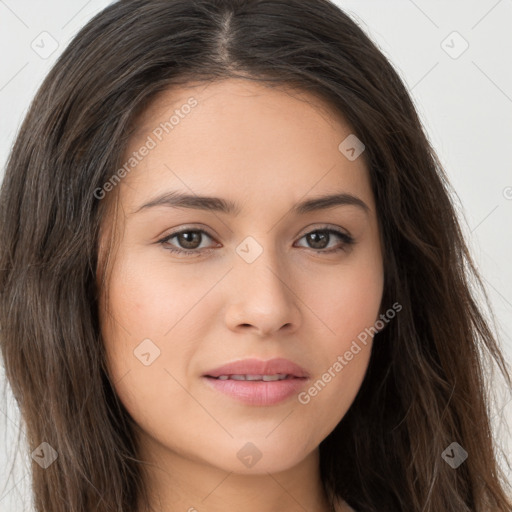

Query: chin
[[202, 438, 315, 476]]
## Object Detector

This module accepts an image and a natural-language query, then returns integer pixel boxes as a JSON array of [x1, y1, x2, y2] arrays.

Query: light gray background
[[1, 0, 511, 510]]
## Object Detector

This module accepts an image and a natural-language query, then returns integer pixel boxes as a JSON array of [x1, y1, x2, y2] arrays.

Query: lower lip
[[203, 376, 308, 406]]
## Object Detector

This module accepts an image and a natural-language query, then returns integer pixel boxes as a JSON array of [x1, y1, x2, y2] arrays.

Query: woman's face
[[98, 78, 384, 475]]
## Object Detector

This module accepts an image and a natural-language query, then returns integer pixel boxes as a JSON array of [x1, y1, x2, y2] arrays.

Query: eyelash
[[157, 226, 355, 257]]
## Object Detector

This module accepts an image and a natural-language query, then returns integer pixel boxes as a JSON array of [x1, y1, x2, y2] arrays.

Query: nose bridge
[[225, 233, 300, 334], [235, 232, 290, 280], [235, 233, 288, 291]]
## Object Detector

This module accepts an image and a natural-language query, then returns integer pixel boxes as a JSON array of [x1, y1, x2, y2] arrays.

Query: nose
[[224, 242, 302, 337]]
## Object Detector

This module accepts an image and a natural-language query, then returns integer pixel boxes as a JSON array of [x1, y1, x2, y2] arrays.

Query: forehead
[[132, 78, 344, 138], [118, 78, 374, 215]]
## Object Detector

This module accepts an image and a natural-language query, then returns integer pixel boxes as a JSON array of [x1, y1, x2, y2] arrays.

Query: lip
[[203, 357, 310, 379], [202, 357, 310, 406]]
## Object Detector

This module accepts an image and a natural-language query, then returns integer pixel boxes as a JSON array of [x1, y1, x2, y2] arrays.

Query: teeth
[[230, 374, 247, 380], [262, 374, 287, 381], [215, 374, 289, 381]]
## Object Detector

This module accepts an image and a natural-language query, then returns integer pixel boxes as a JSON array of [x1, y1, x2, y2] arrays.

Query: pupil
[[179, 231, 200, 249], [309, 231, 328, 249]]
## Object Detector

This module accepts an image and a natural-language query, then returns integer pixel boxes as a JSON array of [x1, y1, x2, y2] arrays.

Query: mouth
[[202, 375, 308, 406], [202, 358, 309, 406], [206, 374, 297, 381], [203, 357, 309, 379]]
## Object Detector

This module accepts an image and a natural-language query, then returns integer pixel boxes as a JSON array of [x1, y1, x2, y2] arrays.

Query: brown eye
[[174, 231, 203, 250], [158, 226, 354, 257], [295, 228, 354, 253], [159, 229, 217, 256]]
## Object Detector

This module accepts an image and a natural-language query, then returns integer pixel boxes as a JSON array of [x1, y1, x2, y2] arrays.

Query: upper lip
[[204, 358, 310, 378]]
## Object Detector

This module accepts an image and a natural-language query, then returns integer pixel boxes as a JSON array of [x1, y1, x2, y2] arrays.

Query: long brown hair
[[1, 0, 511, 510]]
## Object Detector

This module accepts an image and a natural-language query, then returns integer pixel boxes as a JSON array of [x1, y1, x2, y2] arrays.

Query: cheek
[[291, 250, 383, 432], [99, 251, 201, 408], [99, 243, 231, 395], [301, 247, 384, 350], [99, 268, 199, 444], [103, 247, 210, 342]]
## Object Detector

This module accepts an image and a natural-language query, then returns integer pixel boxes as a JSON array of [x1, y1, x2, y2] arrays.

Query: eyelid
[[157, 223, 356, 259], [159, 223, 352, 243], [157, 226, 219, 253], [296, 223, 352, 238], [157, 223, 215, 239]]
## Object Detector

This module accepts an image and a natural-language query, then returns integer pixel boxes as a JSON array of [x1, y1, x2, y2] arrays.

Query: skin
[[97, 78, 384, 512]]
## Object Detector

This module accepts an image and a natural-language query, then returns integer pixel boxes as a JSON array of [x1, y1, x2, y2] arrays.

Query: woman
[[0, 1, 510, 511]]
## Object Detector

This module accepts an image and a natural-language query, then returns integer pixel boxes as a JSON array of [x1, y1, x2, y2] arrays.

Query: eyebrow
[[131, 190, 370, 216]]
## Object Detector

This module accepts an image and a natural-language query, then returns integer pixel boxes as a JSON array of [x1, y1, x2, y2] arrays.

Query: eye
[[158, 228, 218, 257], [294, 227, 355, 253], [157, 226, 355, 257]]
